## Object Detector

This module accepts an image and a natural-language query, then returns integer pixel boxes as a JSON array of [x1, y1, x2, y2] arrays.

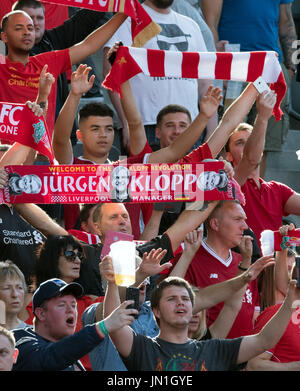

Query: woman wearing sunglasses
[[35, 235, 85, 287]]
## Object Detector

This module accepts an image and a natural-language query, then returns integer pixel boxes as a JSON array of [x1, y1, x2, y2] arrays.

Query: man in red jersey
[[225, 108, 300, 247], [0, 10, 127, 136]]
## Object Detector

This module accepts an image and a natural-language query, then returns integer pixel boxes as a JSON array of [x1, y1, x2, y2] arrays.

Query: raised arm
[[169, 231, 255, 339], [0, 65, 56, 167], [13, 203, 68, 237], [274, 224, 295, 301], [206, 83, 258, 158], [69, 13, 127, 65], [193, 254, 274, 313], [103, 45, 130, 152], [233, 91, 276, 186], [138, 209, 164, 241], [147, 85, 222, 164], [52, 64, 95, 164], [169, 228, 203, 279], [165, 201, 219, 253], [237, 280, 300, 364], [35, 64, 55, 117], [208, 236, 254, 338], [247, 351, 300, 371], [120, 79, 147, 156], [0, 143, 31, 169], [100, 255, 137, 358]]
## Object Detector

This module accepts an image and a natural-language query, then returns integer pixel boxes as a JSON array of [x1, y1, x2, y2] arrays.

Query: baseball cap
[[32, 278, 84, 313]]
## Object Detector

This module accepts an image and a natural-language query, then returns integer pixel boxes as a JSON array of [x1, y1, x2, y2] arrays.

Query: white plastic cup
[[260, 230, 274, 256], [109, 241, 136, 286]]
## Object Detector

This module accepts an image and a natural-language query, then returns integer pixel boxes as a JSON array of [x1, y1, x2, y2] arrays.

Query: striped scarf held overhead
[[102, 46, 287, 121], [39, 0, 161, 47]]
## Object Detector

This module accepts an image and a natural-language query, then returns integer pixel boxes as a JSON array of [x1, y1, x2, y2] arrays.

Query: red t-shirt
[[169, 241, 259, 339], [242, 178, 295, 245], [254, 303, 300, 363], [0, 49, 71, 137]]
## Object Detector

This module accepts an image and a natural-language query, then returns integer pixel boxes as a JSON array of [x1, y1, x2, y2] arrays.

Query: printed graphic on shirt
[[156, 24, 191, 52], [242, 288, 253, 305], [155, 354, 207, 371], [1, 228, 43, 245]]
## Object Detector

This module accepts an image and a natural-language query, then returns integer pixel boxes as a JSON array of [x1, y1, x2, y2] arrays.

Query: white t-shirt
[[105, 4, 207, 125]]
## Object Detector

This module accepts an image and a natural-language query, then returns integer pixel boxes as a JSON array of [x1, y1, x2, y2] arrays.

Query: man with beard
[[103, 0, 216, 152]]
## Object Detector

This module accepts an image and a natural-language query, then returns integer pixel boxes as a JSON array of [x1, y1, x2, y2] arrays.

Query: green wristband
[[98, 320, 109, 336]]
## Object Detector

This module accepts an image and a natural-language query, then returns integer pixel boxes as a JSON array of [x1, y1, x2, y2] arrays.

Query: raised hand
[[107, 41, 123, 66], [243, 255, 275, 282], [238, 235, 253, 266], [256, 90, 277, 121], [182, 228, 203, 259], [219, 156, 234, 179], [103, 300, 138, 333], [99, 255, 116, 284], [26, 101, 43, 117], [279, 223, 295, 237], [38, 64, 55, 100], [137, 248, 170, 280], [70, 63, 95, 96], [199, 85, 223, 119]]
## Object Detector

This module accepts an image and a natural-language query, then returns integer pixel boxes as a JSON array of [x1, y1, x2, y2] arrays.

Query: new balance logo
[[210, 273, 218, 279]]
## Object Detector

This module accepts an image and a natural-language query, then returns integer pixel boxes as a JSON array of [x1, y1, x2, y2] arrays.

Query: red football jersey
[[0, 50, 71, 136], [184, 241, 259, 338], [254, 303, 300, 363]]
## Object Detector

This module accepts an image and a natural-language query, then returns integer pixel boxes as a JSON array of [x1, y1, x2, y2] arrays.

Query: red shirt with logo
[[168, 241, 259, 339], [0, 49, 71, 137]]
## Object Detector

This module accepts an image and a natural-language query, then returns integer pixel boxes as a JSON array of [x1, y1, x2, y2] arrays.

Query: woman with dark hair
[[35, 235, 84, 287]]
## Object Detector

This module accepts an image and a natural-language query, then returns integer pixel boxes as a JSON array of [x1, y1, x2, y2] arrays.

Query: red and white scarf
[[40, 0, 161, 47], [0, 102, 54, 163], [103, 46, 287, 121], [68, 229, 101, 245]]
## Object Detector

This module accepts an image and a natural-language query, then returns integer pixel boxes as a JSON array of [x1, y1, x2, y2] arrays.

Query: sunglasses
[[63, 249, 84, 262]]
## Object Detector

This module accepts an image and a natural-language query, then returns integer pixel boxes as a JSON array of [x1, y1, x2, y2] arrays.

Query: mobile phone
[[126, 287, 140, 317], [101, 230, 134, 260], [295, 257, 300, 287], [253, 76, 271, 96], [108, 41, 123, 65]]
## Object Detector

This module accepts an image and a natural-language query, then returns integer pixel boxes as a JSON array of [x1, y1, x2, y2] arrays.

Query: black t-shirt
[[123, 333, 242, 371], [0, 205, 45, 284]]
